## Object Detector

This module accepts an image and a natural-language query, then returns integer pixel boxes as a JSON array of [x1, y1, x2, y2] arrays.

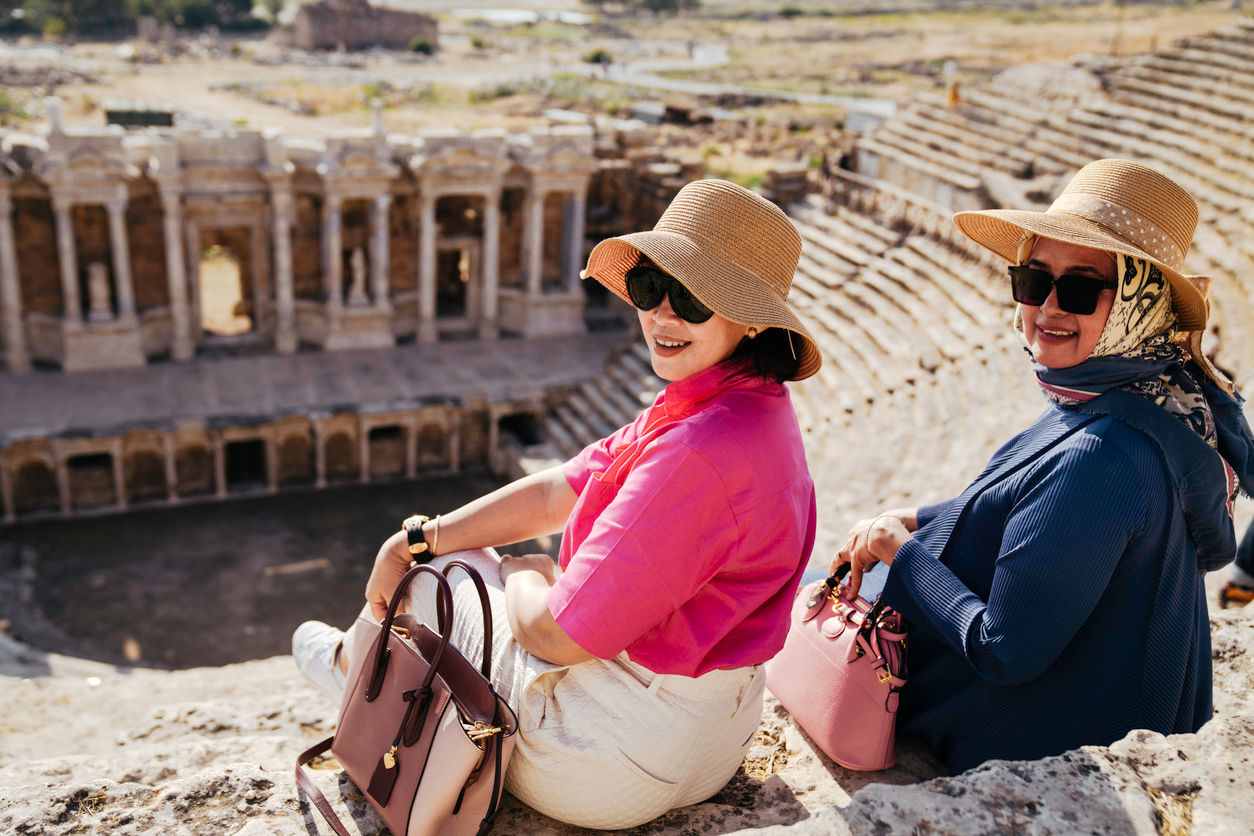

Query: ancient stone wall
[[282, 0, 437, 52]]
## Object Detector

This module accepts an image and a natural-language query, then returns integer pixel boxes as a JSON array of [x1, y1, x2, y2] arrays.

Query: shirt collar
[[657, 360, 764, 419]]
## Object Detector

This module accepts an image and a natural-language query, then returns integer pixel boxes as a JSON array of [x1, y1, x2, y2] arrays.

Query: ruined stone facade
[[0, 102, 599, 375], [279, 0, 438, 52], [0, 101, 619, 521]]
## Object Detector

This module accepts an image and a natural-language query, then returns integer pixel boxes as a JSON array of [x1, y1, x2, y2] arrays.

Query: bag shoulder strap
[[295, 736, 352, 836]]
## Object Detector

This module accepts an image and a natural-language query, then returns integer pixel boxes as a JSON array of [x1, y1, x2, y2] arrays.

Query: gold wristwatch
[[402, 514, 431, 555]]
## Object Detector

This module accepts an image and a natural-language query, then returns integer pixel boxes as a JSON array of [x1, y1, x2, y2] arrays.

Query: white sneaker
[[292, 620, 348, 704]]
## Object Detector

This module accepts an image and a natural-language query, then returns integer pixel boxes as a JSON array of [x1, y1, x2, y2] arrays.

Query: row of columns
[[52, 197, 138, 328], [0, 180, 589, 371], [0, 418, 464, 522]]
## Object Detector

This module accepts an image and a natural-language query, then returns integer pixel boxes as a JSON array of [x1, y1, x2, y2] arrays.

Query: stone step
[[793, 295, 883, 407], [873, 252, 971, 361], [795, 219, 875, 273], [830, 204, 904, 249], [846, 258, 946, 370], [882, 106, 1034, 176], [796, 204, 896, 260], [1117, 62, 1254, 113], [1077, 98, 1254, 170], [800, 264, 916, 388], [857, 134, 984, 193], [551, 404, 597, 455], [565, 390, 619, 441], [542, 409, 583, 460], [903, 237, 1007, 323], [1106, 69, 1250, 127], [593, 373, 646, 425]]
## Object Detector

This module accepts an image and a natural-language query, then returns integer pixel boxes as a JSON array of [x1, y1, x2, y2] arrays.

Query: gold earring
[[747, 327, 758, 339]]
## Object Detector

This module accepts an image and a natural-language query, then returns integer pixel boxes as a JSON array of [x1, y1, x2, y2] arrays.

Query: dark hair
[[726, 327, 801, 383]]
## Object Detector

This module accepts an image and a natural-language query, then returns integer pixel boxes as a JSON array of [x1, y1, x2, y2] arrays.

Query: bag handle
[[438, 559, 494, 680], [366, 563, 454, 702]]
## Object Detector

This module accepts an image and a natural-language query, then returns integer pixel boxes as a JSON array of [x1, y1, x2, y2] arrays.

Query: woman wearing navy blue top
[[832, 160, 1254, 774]]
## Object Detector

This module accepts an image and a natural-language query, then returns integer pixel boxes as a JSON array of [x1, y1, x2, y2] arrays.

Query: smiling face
[[1020, 238, 1118, 369], [637, 292, 749, 382]]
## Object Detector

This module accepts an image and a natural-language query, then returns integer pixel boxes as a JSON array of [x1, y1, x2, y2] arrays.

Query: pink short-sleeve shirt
[[546, 362, 817, 677]]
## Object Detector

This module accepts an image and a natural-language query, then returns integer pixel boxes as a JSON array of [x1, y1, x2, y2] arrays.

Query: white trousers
[[350, 549, 764, 830]]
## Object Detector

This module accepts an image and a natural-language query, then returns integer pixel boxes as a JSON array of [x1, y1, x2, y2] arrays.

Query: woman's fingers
[[365, 530, 412, 621], [831, 517, 872, 574]]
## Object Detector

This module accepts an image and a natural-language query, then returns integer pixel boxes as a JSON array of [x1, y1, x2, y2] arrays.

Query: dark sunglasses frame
[[624, 265, 714, 324], [1008, 265, 1117, 316]]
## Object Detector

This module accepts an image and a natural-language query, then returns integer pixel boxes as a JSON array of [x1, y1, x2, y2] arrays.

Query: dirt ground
[[2, 1, 1244, 143]]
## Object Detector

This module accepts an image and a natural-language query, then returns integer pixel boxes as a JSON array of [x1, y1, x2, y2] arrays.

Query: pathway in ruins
[[572, 43, 898, 118], [0, 332, 625, 440]]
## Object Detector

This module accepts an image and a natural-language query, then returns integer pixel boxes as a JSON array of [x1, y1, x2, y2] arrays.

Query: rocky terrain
[[0, 602, 1250, 835]]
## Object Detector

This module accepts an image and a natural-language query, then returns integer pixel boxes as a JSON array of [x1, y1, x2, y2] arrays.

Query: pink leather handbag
[[765, 564, 907, 771], [297, 560, 518, 836]]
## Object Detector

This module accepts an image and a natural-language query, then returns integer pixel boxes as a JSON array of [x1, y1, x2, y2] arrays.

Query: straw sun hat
[[582, 178, 822, 381], [952, 158, 1209, 331]]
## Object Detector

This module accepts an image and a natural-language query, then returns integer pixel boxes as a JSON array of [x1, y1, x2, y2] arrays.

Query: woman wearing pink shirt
[[293, 179, 819, 828]]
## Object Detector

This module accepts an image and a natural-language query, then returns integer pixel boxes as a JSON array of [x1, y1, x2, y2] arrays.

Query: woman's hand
[[500, 553, 593, 666], [830, 512, 913, 599], [365, 529, 414, 622]]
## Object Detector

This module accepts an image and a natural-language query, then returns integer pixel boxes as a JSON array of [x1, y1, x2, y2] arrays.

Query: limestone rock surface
[[1, 607, 1251, 835]]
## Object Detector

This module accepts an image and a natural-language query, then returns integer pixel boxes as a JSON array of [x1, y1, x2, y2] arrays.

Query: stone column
[[359, 427, 371, 484], [0, 457, 14, 523], [417, 191, 437, 344], [105, 198, 137, 320], [313, 423, 327, 489], [160, 193, 193, 361], [479, 191, 500, 339], [370, 194, 392, 310], [563, 189, 587, 293], [266, 432, 278, 494], [271, 190, 296, 355], [213, 435, 227, 499], [162, 433, 178, 502], [523, 188, 545, 298], [111, 441, 127, 511], [447, 416, 461, 474], [404, 421, 417, 479], [53, 199, 82, 325], [0, 189, 30, 372], [185, 221, 202, 340], [322, 194, 343, 313], [55, 453, 71, 514]]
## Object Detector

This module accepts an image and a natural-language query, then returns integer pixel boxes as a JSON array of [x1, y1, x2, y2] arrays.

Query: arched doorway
[[13, 460, 58, 516], [368, 426, 406, 479], [197, 245, 252, 337], [67, 454, 115, 509]]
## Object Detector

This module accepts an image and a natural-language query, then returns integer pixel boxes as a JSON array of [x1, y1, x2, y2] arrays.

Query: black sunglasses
[[1008, 265, 1117, 315], [624, 265, 714, 324]]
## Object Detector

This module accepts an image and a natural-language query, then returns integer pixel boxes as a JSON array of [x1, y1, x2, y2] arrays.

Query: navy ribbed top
[[883, 403, 1217, 773]]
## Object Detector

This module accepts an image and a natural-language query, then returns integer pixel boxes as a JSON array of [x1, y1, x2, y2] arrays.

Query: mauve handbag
[[297, 560, 518, 836], [765, 563, 907, 771]]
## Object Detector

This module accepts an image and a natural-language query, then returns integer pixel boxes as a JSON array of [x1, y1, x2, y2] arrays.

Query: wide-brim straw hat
[[953, 158, 1209, 331], [582, 178, 822, 381]]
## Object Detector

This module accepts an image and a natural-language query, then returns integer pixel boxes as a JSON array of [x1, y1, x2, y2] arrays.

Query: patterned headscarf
[[1014, 234, 1217, 448]]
